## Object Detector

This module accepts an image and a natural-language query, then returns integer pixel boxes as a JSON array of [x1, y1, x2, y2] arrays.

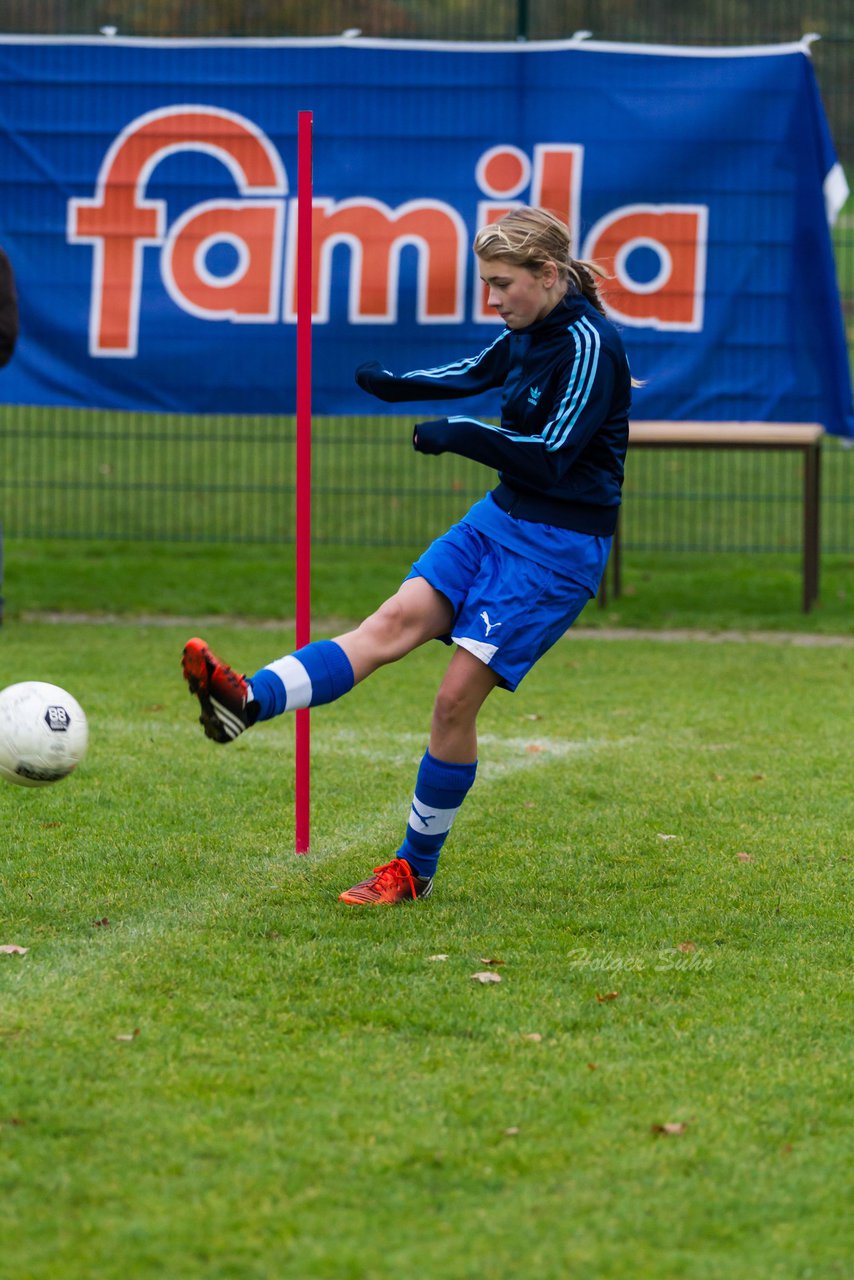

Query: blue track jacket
[[356, 291, 631, 537]]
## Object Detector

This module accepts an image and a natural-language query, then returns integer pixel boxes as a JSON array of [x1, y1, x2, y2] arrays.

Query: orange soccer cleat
[[181, 637, 254, 743], [338, 857, 434, 905]]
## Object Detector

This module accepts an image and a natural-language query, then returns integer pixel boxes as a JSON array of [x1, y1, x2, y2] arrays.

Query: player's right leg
[[333, 575, 453, 682], [181, 638, 256, 743], [181, 577, 453, 744]]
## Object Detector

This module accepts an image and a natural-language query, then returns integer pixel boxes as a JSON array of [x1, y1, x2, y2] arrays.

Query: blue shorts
[[407, 521, 593, 692]]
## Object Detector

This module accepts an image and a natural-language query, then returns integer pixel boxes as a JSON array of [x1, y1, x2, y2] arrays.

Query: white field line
[[170, 723, 633, 856], [286, 728, 637, 859], [160, 719, 633, 858]]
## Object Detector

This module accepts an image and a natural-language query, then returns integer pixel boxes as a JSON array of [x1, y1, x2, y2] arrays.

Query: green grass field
[[1, 401, 851, 1276], [4, 535, 852, 637], [1, 613, 851, 1279]]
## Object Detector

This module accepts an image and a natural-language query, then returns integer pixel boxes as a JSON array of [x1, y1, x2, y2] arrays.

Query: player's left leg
[[339, 544, 596, 906], [338, 648, 498, 904], [426, 643, 502, 763]]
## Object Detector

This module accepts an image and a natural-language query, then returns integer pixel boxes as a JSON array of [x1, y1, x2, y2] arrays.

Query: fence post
[[516, 0, 529, 40]]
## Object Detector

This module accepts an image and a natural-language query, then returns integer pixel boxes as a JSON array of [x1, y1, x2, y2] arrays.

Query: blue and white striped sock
[[249, 640, 354, 720], [397, 750, 478, 880]]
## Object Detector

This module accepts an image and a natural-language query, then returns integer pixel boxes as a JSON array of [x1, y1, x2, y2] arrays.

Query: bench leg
[[612, 513, 623, 599], [598, 510, 622, 608], [803, 445, 821, 613]]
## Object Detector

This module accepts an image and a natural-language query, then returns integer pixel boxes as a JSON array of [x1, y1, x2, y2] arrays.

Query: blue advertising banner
[[0, 35, 851, 435]]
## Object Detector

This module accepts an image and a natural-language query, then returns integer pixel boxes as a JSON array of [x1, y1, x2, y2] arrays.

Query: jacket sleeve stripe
[[446, 415, 535, 443], [542, 317, 601, 452], [401, 330, 509, 381]]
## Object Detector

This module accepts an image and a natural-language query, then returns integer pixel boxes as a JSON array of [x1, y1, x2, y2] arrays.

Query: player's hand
[[412, 419, 449, 454], [355, 360, 394, 397]]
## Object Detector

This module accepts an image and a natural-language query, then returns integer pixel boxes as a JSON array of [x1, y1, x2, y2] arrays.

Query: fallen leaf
[[428, 954, 449, 962], [503, 1126, 520, 1136], [651, 1121, 689, 1136], [586, 1062, 599, 1071], [596, 991, 619, 1002], [0, 945, 28, 956], [40, 821, 63, 828], [523, 1033, 543, 1042], [751, 774, 766, 781], [471, 971, 502, 984], [657, 833, 678, 841], [479, 956, 505, 966], [114, 1028, 140, 1042], [677, 941, 696, 953], [712, 773, 726, 782], [92, 917, 110, 928], [525, 744, 545, 754], [736, 851, 753, 863]]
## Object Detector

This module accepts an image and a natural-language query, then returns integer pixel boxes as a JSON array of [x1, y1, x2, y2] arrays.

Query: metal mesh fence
[[0, 404, 850, 554], [0, 1, 851, 555]]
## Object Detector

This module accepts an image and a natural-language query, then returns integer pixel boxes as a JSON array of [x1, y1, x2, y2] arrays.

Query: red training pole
[[295, 110, 313, 854]]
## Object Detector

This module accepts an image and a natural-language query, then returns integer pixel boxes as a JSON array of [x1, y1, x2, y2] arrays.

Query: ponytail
[[567, 257, 607, 316]]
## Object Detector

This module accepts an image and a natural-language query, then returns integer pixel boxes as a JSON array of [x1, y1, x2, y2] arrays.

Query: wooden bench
[[599, 422, 824, 613]]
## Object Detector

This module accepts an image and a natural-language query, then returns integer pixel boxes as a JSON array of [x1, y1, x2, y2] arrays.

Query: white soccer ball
[[0, 682, 89, 787]]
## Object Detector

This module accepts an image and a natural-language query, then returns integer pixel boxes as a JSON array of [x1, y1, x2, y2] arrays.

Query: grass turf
[[0, 620, 851, 1279], [3, 537, 853, 635]]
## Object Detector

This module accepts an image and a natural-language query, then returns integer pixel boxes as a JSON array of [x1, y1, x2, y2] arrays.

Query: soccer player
[[182, 207, 632, 904], [0, 246, 19, 370]]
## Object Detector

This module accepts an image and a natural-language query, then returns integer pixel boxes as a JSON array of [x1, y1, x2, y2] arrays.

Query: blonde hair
[[473, 206, 607, 316]]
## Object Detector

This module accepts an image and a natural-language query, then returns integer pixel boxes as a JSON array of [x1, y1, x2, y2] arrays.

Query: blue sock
[[249, 640, 354, 720], [396, 750, 478, 880]]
